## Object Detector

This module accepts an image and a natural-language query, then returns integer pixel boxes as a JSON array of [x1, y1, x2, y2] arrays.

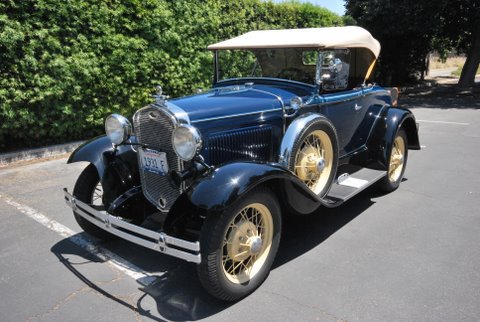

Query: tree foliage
[[345, 0, 479, 86], [0, 0, 342, 151], [433, 0, 480, 86], [345, 0, 442, 84]]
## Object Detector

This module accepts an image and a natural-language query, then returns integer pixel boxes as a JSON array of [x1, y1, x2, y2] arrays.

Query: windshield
[[217, 48, 318, 85]]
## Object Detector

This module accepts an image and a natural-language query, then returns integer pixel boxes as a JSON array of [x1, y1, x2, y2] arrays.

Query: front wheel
[[73, 164, 113, 240], [197, 188, 281, 301]]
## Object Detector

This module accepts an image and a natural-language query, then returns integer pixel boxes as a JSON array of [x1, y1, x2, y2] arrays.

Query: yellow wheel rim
[[294, 130, 333, 194], [222, 203, 274, 284], [388, 135, 406, 182]]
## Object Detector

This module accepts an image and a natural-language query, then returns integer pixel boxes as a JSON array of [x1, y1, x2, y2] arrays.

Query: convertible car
[[64, 26, 420, 300]]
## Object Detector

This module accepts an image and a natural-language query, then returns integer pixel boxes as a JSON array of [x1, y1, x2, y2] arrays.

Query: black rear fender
[[400, 115, 420, 150], [367, 107, 420, 168]]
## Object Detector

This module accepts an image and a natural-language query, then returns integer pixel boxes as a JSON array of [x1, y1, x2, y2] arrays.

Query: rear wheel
[[379, 128, 408, 192], [73, 164, 113, 240], [197, 188, 281, 301]]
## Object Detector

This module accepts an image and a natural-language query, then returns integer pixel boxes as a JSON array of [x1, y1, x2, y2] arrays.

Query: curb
[[0, 141, 85, 167]]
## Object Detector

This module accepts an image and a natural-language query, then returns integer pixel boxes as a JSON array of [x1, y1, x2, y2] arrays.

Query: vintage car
[[63, 26, 420, 300]]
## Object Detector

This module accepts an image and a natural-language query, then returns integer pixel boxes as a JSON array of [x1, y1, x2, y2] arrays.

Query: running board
[[322, 168, 386, 207]]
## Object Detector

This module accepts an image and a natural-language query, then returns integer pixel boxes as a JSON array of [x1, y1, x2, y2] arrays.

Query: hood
[[170, 83, 313, 123]]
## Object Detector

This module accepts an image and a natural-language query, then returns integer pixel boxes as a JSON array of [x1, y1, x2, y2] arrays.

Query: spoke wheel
[[288, 119, 338, 198], [388, 134, 406, 182], [197, 188, 281, 301], [379, 128, 408, 192], [73, 164, 113, 240], [294, 130, 334, 194], [222, 203, 273, 284], [91, 181, 104, 208]]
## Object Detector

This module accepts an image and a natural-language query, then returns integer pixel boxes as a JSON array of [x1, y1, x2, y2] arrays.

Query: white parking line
[[0, 193, 158, 286], [417, 119, 470, 126]]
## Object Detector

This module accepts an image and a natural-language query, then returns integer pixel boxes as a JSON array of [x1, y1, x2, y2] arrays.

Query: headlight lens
[[105, 114, 132, 145], [172, 125, 202, 161]]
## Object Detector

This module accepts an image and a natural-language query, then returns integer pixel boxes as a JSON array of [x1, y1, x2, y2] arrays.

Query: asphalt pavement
[[1, 99, 479, 321]]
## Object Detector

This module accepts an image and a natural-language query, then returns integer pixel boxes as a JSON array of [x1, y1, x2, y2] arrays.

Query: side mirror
[[318, 50, 350, 91], [329, 58, 343, 73]]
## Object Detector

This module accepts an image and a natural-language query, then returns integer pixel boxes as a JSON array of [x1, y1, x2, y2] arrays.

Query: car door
[[318, 88, 369, 157], [342, 86, 388, 153]]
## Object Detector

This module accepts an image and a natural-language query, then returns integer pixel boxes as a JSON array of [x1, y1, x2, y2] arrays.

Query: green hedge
[[0, 0, 342, 151]]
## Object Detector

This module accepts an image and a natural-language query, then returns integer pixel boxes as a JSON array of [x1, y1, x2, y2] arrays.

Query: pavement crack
[[95, 267, 124, 285], [89, 290, 144, 321], [116, 293, 144, 322], [25, 286, 90, 321]]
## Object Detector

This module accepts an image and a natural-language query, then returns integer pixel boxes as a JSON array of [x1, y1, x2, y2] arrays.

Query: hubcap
[[222, 203, 273, 284], [249, 236, 263, 254], [316, 158, 326, 172], [294, 130, 333, 194]]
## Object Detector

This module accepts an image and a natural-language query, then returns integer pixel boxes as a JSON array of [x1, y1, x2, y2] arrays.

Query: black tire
[[197, 188, 282, 301], [73, 164, 114, 240], [379, 128, 408, 192], [288, 117, 339, 197]]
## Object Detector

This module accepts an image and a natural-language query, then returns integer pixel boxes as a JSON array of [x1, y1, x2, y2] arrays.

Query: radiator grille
[[133, 105, 182, 211], [207, 126, 273, 165]]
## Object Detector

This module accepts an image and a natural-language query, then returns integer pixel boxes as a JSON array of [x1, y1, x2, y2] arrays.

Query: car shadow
[[51, 185, 382, 321], [50, 243, 154, 318], [274, 187, 377, 268], [51, 233, 231, 321]]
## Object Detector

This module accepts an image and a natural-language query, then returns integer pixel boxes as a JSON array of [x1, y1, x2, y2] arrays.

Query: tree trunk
[[459, 28, 480, 87]]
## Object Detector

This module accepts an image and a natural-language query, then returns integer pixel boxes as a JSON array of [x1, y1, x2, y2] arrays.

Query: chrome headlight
[[105, 114, 132, 145], [172, 124, 202, 161]]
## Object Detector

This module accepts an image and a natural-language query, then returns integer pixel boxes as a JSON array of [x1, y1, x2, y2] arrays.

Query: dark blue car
[[64, 26, 420, 300]]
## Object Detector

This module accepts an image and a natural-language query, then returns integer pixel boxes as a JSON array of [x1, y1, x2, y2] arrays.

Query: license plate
[[139, 148, 169, 175]]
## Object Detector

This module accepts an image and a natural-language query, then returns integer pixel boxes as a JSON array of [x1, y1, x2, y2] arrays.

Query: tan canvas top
[[208, 26, 381, 58]]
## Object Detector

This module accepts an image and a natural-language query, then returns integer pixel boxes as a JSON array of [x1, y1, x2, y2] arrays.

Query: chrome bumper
[[63, 188, 201, 263]]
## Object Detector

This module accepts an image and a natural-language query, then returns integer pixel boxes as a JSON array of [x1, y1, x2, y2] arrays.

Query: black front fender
[[185, 162, 323, 214], [68, 135, 137, 178], [68, 135, 141, 208], [68, 136, 112, 178]]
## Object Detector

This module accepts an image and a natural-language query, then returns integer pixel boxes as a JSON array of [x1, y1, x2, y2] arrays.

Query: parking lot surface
[[1, 98, 479, 321]]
